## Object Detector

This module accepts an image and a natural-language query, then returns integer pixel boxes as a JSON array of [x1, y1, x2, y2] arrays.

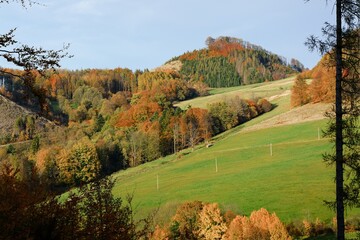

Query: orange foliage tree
[[290, 55, 335, 107], [179, 108, 212, 151], [309, 63, 335, 103], [224, 208, 291, 240], [291, 75, 310, 107]]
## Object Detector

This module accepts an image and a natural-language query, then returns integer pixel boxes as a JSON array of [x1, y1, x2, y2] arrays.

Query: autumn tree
[[121, 129, 145, 167], [180, 108, 212, 151], [169, 201, 204, 239], [196, 203, 227, 240], [57, 138, 101, 185], [224, 208, 291, 240], [305, 0, 359, 238], [13, 115, 35, 140], [209, 102, 238, 133], [308, 57, 336, 103], [291, 75, 310, 107]]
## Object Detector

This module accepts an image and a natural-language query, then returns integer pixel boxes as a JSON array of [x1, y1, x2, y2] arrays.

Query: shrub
[[257, 98, 272, 113]]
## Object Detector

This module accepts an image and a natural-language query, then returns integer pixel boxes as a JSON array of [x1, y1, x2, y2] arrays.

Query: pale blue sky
[[1, 0, 335, 70]]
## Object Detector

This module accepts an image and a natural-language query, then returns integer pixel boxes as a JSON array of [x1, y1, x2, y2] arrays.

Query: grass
[[111, 119, 359, 224], [175, 77, 295, 110], [110, 77, 359, 227], [302, 232, 360, 240]]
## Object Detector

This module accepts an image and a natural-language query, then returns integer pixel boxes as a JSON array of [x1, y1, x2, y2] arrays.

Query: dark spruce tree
[[306, 1, 359, 239]]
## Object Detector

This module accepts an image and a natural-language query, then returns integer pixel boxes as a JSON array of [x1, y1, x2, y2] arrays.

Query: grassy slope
[[175, 77, 295, 110], [113, 120, 338, 223], [111, 78, 358, 225]]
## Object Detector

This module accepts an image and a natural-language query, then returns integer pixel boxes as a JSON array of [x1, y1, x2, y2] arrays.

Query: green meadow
[[112, 119, 357, 224], [111, 78, 358, 225], [175, 77, 295, 110]]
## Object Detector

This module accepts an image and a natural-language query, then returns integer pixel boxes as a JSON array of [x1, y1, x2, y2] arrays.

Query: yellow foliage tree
[[196, 203, 227, 240], [57, 138, 100, 184]]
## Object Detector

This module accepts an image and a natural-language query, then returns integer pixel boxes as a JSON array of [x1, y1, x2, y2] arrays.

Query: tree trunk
[[335, 0, 345, 239]]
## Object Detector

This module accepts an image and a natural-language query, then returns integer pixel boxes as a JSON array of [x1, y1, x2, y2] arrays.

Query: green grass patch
[[111, 119, 359, 224]]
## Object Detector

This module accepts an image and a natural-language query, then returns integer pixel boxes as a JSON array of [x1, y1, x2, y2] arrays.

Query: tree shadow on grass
[[303, 233, 336, 240]]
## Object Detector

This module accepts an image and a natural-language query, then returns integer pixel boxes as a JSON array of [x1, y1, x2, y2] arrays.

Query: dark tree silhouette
[[0, 164, 153, 240], [306, 1, 359, 239]]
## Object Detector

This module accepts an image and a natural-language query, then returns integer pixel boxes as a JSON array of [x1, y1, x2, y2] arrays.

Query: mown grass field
[[111, 78, 359, 228], [112, 119, 359, 224]]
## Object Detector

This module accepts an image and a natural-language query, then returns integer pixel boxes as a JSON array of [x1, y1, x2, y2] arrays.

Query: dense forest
[[175, 36, 304, 87]]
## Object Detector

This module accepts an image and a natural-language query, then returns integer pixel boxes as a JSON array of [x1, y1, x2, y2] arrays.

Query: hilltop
[[161, 36, 304, 88]]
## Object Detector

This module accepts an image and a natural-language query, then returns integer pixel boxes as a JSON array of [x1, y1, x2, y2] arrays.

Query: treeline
[[291, 54, 335, 107], [177, 36, 304, 87], [0, 68, 205, 122]]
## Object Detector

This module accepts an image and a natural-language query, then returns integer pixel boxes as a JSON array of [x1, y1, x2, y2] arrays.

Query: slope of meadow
[[175, 77, 295, 110], [111, 78, 359, 225]]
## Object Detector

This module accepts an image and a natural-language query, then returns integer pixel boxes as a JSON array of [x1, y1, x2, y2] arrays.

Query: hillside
[[110, 78, 357, 224], [0, 94, 56, 144], [175, 77, 295, 110]]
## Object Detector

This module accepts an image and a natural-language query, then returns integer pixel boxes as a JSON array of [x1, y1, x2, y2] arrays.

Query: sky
[[1, 0, 336, 71]]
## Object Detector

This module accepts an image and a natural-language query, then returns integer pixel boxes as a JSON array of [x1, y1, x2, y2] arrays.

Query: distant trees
[[209, 102, 238, 132], [209, 96, 271, 134], [290, 58, 305, 72], [290, 75, 310, 107], [290, 57, 335, 108], [179, 108, 212, 151], [12, 115, 35, 141], [179, 36, 302, 87]]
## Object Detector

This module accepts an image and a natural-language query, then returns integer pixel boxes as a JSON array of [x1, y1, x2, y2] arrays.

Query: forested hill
[[167, 36, 304, 88]]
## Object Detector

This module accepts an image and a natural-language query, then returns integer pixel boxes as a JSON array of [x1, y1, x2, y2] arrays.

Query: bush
[[345, 216, 360, 232], [257, 98, 272, 113]]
